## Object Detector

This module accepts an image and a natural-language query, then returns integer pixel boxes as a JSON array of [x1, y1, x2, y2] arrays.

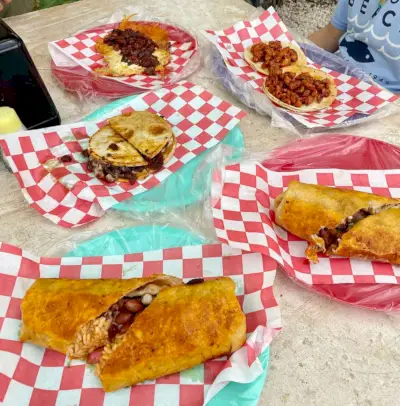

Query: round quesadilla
[[263, 65, 337, 112], [244, 40, 307, 75], [88, 114, 176, 184]]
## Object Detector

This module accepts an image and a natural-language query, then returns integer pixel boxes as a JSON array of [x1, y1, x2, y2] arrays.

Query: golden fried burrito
[[275, 181, 400, 264], [20, 276, 246, 392]]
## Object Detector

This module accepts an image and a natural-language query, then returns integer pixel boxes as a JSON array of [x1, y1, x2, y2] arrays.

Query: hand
[[0, 0, 12, 12]]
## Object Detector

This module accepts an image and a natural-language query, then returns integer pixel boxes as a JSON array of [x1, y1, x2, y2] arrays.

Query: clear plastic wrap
[[49, 6, 201, 102], [204, 7, 400, 136], [210, 133, 400, 312]]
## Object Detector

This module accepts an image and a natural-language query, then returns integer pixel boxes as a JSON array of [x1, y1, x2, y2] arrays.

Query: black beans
[[60, 155, 72, 163]]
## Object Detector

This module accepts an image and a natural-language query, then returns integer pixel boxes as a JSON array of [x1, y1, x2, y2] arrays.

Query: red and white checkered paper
[[49, 21, 198, 90], [204, 7, 398, 128], [212, 162, 400, 285], [0, 242, 280, 406], [0, 81, 246, 228]]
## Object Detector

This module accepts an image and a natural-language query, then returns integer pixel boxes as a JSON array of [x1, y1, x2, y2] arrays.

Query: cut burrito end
[[275, 181, 400, 264], [97, 277, 246, 392], [20, 275, 182, 358]]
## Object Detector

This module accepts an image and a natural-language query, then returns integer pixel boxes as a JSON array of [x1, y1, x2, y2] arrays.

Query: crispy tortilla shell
[[275, 181, 400, 264], [263, 66, 337, 112], [20, 275, 182, 355], [89, 125, 148, 167], [116, 132, 176, 182], [244, 41, 307, 75], [109, 111, 173, 158], [98, 277, 246, 392]]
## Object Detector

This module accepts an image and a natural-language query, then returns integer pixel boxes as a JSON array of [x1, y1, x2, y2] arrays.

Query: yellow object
[[0, 107, 24, 134]]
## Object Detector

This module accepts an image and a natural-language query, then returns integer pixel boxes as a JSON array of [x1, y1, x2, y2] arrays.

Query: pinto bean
[[115, 311, 134, 325], [87, 348, 104, 364], [124, 299, 144, 313]]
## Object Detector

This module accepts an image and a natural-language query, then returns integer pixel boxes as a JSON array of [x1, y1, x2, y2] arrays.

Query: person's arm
[[0, 0, 11, 11], [308, 23, 345, 53], [309, 0, 347, 53]]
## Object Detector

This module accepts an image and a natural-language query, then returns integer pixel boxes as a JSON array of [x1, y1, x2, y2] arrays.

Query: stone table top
[[3, 1, 400, 405]]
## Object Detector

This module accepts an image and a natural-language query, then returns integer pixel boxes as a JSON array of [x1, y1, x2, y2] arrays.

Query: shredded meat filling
[[87, 150, 164, 183]]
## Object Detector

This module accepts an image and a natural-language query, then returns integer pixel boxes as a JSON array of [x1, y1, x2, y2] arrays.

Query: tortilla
[[89, 125, 148, 167], [97, 277, 246, 392], [244, 41, 307, 75], [263, 66, 337, 112], [95, 40, 170, 77], [275, 181, 400, 264], [108, 111, 174, 159], [20, 275, 182, 356], [116, 132, 177, 183]]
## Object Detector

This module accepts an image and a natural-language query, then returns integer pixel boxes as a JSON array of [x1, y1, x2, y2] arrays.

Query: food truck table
[[3, 1, 400, 405]]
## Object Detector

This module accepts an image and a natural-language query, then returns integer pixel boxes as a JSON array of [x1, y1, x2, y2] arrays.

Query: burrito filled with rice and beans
[[20, 276, 246, 392]]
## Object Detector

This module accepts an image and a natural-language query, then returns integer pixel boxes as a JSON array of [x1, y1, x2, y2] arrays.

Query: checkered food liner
[[212, 162, 400, 285], [203, 7, 398, 129], [0, 242, 280, 406], [49, 20, 198, 91], [0, 81, 246, 228]]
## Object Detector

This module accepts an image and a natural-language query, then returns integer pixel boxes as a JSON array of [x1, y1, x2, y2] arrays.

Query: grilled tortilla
[[88, 123, 176, 182], [20, 275, 182, 357], [263, 66, 337, 112], [244, 41, 307, 75], [108, 111, 174, 159], [275, 181, 400, 264], [98, 277, 246, 392]]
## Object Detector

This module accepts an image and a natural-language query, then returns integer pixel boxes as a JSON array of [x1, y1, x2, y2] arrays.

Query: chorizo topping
[[103, 28, 160, 75], [251, 41, 298, 69], [265, 69, 331, 108]]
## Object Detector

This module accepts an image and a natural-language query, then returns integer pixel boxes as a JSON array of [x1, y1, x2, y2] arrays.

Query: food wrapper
[[203, 7, 399, 134], [211, 162, 400, 300], [0, 81, 246, 228], [49, 6, 200, 100], [0, 242, 281, 405]]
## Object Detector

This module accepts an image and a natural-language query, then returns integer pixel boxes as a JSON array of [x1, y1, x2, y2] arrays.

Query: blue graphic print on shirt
[[331, 0, 400, 92]]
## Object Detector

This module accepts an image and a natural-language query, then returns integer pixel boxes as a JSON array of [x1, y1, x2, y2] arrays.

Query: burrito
[[20, 275, 182, 359], [275, 181, 400, 264], [20, 276, 246, 392]]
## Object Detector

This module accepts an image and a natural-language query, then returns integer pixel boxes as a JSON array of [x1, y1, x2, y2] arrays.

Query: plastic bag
[[49, 6, 200, 102], [204, 7, 400, 136], [209, 133, 400, 312]]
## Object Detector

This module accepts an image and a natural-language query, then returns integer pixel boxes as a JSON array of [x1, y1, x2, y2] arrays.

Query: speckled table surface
[[4, 1, 400, 405]]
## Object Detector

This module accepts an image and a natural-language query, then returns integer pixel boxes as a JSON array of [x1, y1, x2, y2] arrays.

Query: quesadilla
[[263, 66, 337, 112], [244, 40, 307, 75], [20, 275, 182, 358], [95, 18, 171, 77], [275, 181, 400, 264], [108, 111, 174, 159], [20, 276, 246, 392], [88, 112, 176, 183]]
